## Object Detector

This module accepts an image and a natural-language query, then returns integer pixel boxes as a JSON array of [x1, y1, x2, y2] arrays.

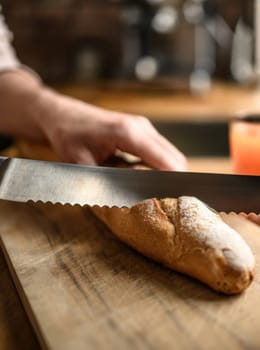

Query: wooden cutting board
[[0, 249, 40, 350], [0, 200, 260, 350]]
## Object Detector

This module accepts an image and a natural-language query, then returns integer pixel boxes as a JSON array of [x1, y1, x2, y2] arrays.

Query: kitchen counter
[[56, 81, 260, 122]]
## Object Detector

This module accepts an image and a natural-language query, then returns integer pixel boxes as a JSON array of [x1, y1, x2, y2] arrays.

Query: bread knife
[[0, 156, 259, 212]]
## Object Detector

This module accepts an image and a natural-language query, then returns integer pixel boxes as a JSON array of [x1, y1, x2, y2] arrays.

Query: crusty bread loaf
[[92, 196, 255, 294]]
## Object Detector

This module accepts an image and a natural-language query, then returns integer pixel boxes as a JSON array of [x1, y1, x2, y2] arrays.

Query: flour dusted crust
[[92, 196, 255, 294]]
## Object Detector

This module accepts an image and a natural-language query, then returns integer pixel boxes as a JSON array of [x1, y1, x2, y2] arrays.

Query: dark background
[[1, 0, 255, 86]]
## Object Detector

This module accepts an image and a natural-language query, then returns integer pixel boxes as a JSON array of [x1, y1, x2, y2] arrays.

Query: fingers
[[115, 115, 187, 171], [53, 141, 98, 166], [149, 127, 187, 170], [42, 97, 187, 170], [71, 146, 97, 166]]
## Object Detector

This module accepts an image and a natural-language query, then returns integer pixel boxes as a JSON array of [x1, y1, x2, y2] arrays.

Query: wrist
[[30, 86, 63, 136], [0, 69, 46, 140]]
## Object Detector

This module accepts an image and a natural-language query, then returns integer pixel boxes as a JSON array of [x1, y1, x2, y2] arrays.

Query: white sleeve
[[0, 6, 21, 72]]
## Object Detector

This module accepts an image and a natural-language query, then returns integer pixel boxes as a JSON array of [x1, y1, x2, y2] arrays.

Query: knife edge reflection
[[0, 157, 259, 212]]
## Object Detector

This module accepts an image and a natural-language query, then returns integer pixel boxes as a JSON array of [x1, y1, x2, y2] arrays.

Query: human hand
[[35, 89, 187, 171]]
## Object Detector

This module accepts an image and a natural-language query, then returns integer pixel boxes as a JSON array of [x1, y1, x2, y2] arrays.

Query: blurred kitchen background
[[1, 0, 260, 156], [1, 0, 255, 86]]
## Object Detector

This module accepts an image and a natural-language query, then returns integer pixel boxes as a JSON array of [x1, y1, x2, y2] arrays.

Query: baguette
[[92, 196, 255, 294]]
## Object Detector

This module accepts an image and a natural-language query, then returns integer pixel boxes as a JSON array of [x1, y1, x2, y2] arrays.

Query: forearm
[[0, 68, 48, 140]]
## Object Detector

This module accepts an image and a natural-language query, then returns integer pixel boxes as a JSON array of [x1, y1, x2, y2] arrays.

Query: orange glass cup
[[229, 115, 260, 175]]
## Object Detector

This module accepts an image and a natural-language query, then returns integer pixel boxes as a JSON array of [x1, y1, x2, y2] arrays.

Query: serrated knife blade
[[0, 156, 260, 212]]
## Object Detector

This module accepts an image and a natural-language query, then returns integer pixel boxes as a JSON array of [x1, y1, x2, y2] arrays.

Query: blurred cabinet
[[1, 0, 255, 88]]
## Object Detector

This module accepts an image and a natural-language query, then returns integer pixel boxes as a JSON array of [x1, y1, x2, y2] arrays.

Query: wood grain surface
[[0, 147, 41, 350], [0, 200, 260, 350], [56, 82, 260, 121], [0, 249, 40, 350]]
